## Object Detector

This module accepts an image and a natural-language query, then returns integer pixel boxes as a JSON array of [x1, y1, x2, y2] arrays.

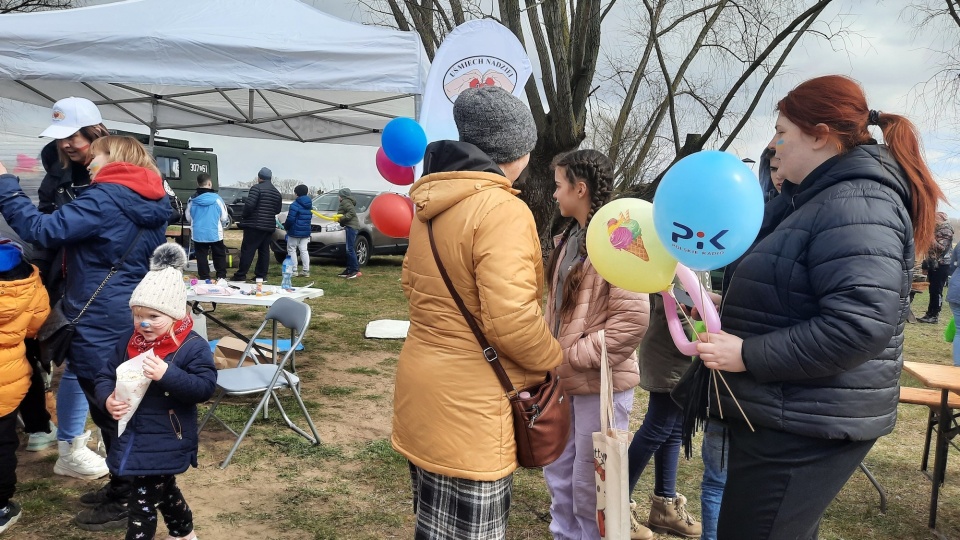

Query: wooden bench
[[899, 386, 960, 477], [900, 386, 960, 409]]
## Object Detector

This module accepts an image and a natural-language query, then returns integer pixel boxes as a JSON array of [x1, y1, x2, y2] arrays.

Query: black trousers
[[0, 410, 20, 507], [194, 240, 228, 280], [717, 423, 875, 540], [926, 263, 951, 317], [20, 343, 51, 434], [235, 228, 273, 280], [76, 376, 132, 502], [126, 475, 193, 540]]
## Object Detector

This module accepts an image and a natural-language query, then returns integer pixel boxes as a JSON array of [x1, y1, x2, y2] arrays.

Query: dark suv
[[269, 190, 408, 266], [217, 186, 249, 229]]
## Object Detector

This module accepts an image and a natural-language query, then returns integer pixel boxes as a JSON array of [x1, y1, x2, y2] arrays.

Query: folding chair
[[198, 297, 321, 468]]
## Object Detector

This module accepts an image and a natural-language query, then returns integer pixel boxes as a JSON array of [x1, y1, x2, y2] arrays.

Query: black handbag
[[36, 230, 144, 368]]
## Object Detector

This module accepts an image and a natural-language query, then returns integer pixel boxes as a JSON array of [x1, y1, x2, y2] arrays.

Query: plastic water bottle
[[281, 256, 294, 291]]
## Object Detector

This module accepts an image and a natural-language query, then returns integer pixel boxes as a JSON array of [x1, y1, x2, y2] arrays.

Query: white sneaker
[[53, 431, 109, 480], [26, 422, 58, 451]]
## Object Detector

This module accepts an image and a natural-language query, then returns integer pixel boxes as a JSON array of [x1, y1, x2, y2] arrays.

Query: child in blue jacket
[[95, 244, 216, 540], [283, 184, 313, 277]]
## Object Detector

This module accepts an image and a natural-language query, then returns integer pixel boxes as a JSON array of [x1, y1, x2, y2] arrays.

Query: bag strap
[[426, 220, 517, 396], [598, 329, 616, 434], [72, 229, 145, 324]]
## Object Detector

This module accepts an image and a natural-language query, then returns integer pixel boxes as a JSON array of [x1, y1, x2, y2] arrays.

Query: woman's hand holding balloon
[[696, 331, 746, 372]]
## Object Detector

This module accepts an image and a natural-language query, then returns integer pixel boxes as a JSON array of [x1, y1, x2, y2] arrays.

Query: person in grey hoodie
[[337, 188, 362, 278], [186, 173, 230, 280]]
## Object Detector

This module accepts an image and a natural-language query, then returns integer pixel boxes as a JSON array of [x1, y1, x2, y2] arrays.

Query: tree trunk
[[518, 129, 581, 255]]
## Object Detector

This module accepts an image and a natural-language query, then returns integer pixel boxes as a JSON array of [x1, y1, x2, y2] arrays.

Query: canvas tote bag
[[592, 330, 632, 539]]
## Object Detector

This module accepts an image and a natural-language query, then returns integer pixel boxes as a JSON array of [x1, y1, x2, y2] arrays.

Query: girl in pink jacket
[[542, 150, 650, 540]]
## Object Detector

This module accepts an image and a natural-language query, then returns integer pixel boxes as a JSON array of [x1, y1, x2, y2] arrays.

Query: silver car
[[270, 189, 408, 266]]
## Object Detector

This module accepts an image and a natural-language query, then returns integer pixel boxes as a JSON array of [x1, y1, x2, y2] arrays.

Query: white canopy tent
[[0, 0, 425, 146]]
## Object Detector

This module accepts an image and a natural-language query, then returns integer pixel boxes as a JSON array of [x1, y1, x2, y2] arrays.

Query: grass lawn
[[12, 243, 960, 539]]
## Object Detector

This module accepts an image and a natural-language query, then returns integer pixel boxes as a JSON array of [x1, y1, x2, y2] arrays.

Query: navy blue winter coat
[[95, 330, 217, 476], [284, 195, 314, 238], [716, 145, 914, 441], [0, 163, 170, 380]]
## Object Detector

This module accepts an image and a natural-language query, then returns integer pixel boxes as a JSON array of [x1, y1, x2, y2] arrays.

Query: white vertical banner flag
[[415, 19, 533, 177]]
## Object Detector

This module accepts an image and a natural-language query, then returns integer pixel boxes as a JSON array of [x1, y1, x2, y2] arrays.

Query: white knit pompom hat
[[129, 243, 188, 320]]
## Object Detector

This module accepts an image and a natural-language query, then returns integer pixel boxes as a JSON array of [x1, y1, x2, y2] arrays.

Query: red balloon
[[369, 193, 414, 238], [376, 147, 415, 186]]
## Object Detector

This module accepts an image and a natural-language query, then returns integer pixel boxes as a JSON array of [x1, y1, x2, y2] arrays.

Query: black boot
[[78, 482, 111, 508], [918, 315, 940, 324], [74, 500, 128, 531]]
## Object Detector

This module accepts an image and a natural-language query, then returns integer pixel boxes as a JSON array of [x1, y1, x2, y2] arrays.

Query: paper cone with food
[[116, 349, 155, 436]]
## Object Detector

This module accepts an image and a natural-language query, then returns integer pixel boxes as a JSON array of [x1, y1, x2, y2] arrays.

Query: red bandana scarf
[[127, 315, 194, 361]]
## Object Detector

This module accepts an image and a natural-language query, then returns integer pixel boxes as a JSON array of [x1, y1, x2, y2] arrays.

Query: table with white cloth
[[187, 281, 324, 357]]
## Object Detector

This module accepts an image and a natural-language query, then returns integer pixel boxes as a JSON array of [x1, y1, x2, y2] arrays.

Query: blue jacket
[[284, 195, 313, 238], [187, 189, 229, 243], [95, 330, 217, 476], [717, 145, 913, 441], [0, 164, 170, 380]]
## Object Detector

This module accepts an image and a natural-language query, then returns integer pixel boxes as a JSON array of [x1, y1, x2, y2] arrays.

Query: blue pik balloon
[[652, 150, 764, 271], [381, 117, 428, 167]]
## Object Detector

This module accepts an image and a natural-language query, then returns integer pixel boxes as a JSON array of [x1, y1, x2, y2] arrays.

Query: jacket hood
[[293, 195, 313, 208], [93, 162, 166, 200], [421, 140, 504, 177], [191, 191, 221, 207], [410, 142, 518, 222], [91, 163, 170, 228], [791, 145, 911, 212]]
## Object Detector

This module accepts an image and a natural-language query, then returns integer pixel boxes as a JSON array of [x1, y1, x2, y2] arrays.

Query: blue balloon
[[653, 151, 764, 271], [382, 118, 428, 167]]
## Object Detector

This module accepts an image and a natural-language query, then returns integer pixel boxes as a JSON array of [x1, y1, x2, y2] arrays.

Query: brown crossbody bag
[[426, 220, 571, 468]]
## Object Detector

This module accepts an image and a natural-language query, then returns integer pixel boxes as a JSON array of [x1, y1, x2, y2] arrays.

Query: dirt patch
[[319, 311, 345, 319]]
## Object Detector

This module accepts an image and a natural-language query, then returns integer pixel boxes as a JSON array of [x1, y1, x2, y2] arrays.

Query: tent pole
[[414, 93, 422, 122], [148, 96, 159, 146]]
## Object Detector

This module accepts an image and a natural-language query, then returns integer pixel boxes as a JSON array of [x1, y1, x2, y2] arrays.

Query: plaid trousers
[[409, 462, 513, 539]]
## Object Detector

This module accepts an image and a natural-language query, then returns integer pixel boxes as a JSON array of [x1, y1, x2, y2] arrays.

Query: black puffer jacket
[[716, 145, 914, 441], [241, 179, 282, 231], [38, 141, 92, 214]]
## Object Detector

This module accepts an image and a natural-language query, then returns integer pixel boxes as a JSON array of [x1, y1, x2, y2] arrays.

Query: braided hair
[[546, 149, 615, 318]]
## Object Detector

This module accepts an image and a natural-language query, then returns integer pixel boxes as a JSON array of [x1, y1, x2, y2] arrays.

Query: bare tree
[[371, 0, 611, 246], [0, 0, 73, 13], [368, 0, 842, 244], [905, 1, 960, 128], [600, 0, 844, 198]]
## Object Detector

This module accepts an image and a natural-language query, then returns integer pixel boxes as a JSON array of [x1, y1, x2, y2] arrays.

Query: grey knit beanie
[[453, 87, 537, 164], [129, 244, 188, 320], [258, 167, 272, 181], [338, 187, 352, 198]]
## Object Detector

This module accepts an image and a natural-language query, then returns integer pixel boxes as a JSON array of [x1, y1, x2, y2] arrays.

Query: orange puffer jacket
[[544, 236, 649, 395], [392, 167, 562, 482], [0, 266, 49, 416]]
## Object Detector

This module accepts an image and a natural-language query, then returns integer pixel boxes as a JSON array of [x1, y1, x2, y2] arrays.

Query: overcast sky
[[0, 0, 957, 210]]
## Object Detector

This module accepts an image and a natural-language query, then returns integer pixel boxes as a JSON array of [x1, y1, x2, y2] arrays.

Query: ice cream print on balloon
[[586, 198, 677, 293], [606, 210, 648, 261]]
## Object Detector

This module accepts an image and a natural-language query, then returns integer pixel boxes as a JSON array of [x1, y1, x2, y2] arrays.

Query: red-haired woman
[[696, 74, 945, 539]]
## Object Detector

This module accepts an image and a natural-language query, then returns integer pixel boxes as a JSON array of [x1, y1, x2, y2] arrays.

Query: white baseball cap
[[39, 97, 103, 139]]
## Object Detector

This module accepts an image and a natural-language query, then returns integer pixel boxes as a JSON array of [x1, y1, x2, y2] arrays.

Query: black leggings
[[717, 423, 874, 540], [126, 475, 193, 540]]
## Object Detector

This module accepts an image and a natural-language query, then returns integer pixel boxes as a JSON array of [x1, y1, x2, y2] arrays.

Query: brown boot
[[630, 500, 654, 540], [648, 493, 702, 538]]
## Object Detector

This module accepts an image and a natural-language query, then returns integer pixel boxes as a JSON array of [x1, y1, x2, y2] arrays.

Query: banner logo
[[443, 55, 519, 103]]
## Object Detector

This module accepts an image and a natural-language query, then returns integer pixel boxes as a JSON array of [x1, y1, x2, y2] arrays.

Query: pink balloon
[[660, 264, 721, 356], [376, 147, 415, 186], [369, 193, 414, 238]]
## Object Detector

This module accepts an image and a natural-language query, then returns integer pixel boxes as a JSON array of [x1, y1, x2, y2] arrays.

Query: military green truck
[[109, 130, 219, 204]]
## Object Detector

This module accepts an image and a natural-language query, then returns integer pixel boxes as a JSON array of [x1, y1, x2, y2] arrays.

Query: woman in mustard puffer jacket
[[0, 242, 50, 533], [541, 150, 650, 540], [392, 87, 561, 540]]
